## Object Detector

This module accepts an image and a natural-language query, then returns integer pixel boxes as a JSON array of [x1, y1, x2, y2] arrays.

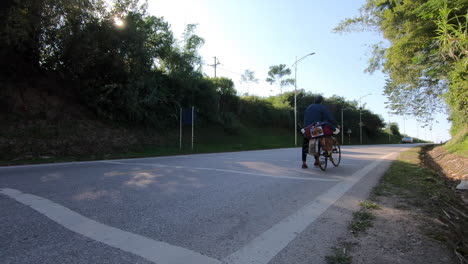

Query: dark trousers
[[302, 137, 309, 162]]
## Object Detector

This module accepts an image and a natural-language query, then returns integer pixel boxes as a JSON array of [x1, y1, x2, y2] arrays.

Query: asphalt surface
[[0, 144, 414, 264]]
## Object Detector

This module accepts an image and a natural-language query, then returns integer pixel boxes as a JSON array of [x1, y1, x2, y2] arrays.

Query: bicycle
[[302, 123, 341, 171], [311, 134, 341, 171]]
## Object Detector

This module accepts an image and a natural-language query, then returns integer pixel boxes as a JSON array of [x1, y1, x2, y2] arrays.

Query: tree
[[240, 69, 258, 95], [0, 0, 214, 127], [334, 0, 467, 128], [266, 64, 295, 95], [0, 0, 105, 79], [180, 23, 205, 72], [209, 77, 237, 112], [211, 77, 236, 97], [389, 122, 401, 137], [435, 2, 468, 134]]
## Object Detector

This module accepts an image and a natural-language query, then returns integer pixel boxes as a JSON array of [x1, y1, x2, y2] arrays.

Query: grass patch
[[325, 247, 353, 264], [372, 147, 445, 201], [444, 126, 468, 156], [329, 147, 467, 262], [359, 201, 381, 210], [350, 210, 375, 234], [371, 146, 468, 260], [349, 201, 380, 234], [193, 125, 294, 151], [0, 125, 295, 166]]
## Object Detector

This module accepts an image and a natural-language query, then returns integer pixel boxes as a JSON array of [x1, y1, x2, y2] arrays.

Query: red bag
[[322, 125, 333, 136], [302, 123, 332, 139]]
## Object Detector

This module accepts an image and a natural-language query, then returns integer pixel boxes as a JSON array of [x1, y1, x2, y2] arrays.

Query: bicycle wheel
[[317, 139, 328, 171], [330, 138, 341, 167]]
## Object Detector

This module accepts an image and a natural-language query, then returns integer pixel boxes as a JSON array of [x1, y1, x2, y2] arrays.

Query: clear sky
[[146, 0, 451, 143]]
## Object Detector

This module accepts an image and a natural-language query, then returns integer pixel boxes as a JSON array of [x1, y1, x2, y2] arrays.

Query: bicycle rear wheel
[[317, 139, 328, 171], [330, 138, 341, 167]]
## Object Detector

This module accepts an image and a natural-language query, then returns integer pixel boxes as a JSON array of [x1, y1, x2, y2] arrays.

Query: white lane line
[[0, 188, 221, 264], [223, 151, 398, 264], [99, 161, 340, 182]]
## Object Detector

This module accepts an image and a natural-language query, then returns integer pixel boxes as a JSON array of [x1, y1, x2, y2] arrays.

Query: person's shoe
[[302, 164, 308, 169]]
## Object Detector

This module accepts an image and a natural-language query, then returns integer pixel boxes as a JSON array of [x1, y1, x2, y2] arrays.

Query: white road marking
[[223, 151, 398, 264], [0, 188, 221, 264], [99, 161, 340, 182]]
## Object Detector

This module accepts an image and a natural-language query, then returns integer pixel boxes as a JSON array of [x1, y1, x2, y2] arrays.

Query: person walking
[[302, 95, 339, 169]]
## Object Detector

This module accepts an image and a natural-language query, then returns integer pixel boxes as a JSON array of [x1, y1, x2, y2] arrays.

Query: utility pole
[[341, 108, 351, 144], [210, 56, 221, 77], [294, 56, 297, 146], [403, 116, 406, 134], [341, 108, 344, 144], [292, 52, 315, 146], [388, 113, 391, 143], [359, 107, 362, 144], [358, 93, 371, 144], [417, 120, 419, 139]]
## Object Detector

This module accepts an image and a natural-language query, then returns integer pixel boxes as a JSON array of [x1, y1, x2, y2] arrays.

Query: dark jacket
[[304, 104, 338, 129]]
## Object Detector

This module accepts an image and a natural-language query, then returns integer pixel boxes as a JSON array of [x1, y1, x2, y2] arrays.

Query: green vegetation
[[265, 64, 295, 95], [0, 0, 424, 162], [359, 201, 381, 210], [348, 201, 381, 235], [376, 148, 448, 199], [350, 210, 376, 234], [0, 124, 295, 166], [372, 147, 468, 259], [444, 127, 468, 156], [325, 247, 353, 264], [336, 147, 467, 261], [335, 0, 468, 155]]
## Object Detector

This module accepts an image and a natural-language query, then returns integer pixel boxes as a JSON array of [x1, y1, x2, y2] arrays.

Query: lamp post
[[358, 93, 372, 144], [293, 52, 315, 146], [341, 107, 352, 144], [403, 115, 407, 134], [388, 112, 391, 143]]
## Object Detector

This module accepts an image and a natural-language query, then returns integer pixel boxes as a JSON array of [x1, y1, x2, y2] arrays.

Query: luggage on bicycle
[[301, 122, 333, 139]]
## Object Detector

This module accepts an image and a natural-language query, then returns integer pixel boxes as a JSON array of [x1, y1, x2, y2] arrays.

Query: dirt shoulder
[[326, 146, 468, 264]]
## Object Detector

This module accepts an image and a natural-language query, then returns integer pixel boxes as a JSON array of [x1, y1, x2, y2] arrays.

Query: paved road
[[0, 144, 413, 264]]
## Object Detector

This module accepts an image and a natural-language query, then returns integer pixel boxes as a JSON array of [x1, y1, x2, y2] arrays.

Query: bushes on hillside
[[1, 0, 387, 143]]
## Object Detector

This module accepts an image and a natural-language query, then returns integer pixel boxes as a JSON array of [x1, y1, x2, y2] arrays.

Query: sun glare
[[114, 17, 124, 27]]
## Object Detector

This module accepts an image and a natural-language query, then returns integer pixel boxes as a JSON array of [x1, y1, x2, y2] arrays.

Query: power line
[[216, 66, 271, 85], [217, 66, 242, 76]]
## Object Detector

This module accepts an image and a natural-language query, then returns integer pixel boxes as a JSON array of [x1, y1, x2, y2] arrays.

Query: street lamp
[[292, 52, 315, 146], [358, 93, 372, 144], [341, 107, 352, 144], [388, 112, 391, 143], [403, 115, 407, 134]]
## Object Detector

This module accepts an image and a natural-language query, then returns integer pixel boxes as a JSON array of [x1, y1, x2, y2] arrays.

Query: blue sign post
[[180, 107, 195, 150], [182, 108, 194, 125]]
